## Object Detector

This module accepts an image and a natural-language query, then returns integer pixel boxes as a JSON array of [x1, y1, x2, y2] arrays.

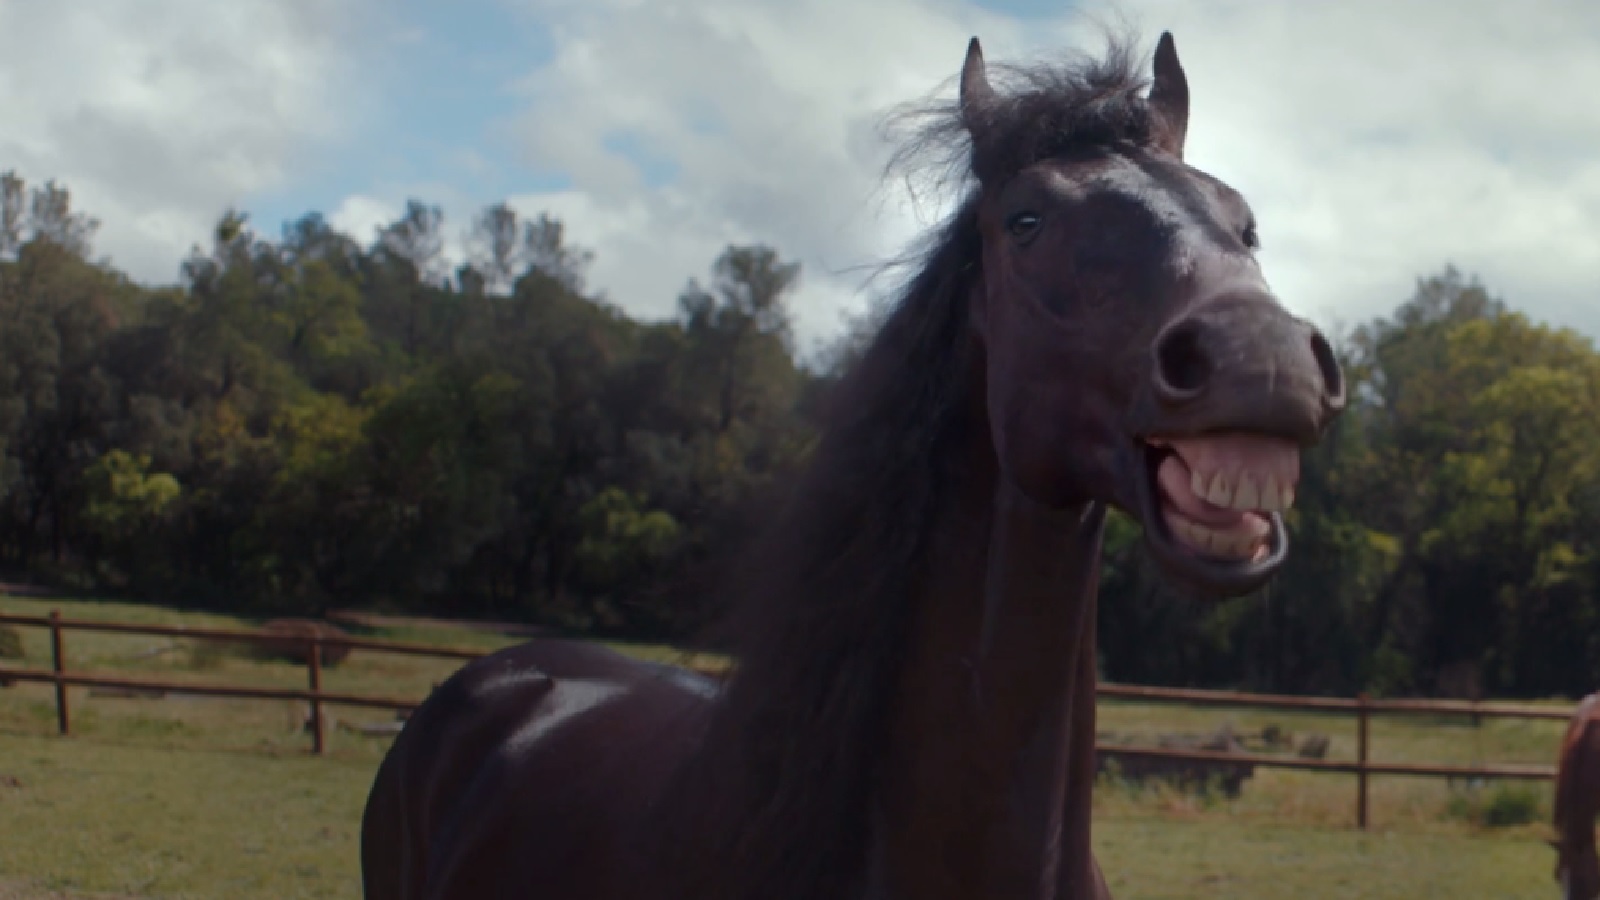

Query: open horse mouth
[[1135, 432, 1299, 593]]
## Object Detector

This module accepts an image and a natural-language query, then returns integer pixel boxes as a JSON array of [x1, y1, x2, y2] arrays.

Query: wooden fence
[[0, 609, 1573, 829], [0, 610, 486, 755]]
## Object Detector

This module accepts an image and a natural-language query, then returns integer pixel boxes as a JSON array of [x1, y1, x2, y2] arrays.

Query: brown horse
[[1554, 693, 1600, 899], [359, 31, 1345, 900]]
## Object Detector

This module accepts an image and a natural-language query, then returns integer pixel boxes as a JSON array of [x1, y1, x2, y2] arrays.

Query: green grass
[[1095, 818, 1553, 898], [0, 595, 1573, 898], [0, 730, 365, 899]]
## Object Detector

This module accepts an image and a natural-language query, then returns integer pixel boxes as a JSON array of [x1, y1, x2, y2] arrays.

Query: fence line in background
[[0, 609, 1574, 829]]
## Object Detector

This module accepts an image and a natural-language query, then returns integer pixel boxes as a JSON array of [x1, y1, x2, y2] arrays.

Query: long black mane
[[661, 31, 1159, 900]]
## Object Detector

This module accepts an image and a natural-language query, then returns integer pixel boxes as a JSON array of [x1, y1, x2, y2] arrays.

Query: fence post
[[1356, 691, 1370, 829], [48, 609, 69, 736], [307, 635, 325, 755]]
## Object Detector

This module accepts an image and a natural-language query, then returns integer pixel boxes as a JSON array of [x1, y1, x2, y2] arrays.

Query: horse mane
[[662, 30, 1158, 900]]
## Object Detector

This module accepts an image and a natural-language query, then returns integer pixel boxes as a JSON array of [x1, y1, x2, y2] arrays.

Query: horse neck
[[876, 456, 1108, 900]]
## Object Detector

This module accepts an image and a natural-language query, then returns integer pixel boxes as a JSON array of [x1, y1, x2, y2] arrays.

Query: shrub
[[0, 625, 24, 660], [1445, 781, 1543, 828], [252, 619, 352, 667]]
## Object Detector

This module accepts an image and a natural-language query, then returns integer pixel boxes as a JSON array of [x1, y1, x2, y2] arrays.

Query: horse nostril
[[1153, 320, 1211, 401], [1309, 330, 1345, 408]]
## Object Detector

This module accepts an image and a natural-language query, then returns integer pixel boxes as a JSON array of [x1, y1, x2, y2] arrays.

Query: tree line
[[2, 170, 1598, 699]]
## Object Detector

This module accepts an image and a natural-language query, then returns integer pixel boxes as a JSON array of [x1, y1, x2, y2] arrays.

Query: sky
[[2, 0, 1599, 360]]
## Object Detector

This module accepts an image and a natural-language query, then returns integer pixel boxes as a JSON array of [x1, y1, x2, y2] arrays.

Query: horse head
[[960, 32, 1346, 596]]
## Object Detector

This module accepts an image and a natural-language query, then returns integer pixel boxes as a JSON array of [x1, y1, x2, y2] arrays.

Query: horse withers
[[360, 29, 1345, 900]]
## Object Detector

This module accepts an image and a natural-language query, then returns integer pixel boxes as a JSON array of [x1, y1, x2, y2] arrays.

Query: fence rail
[[1098, 681, 1574, 721], [0, 609, 1573, 828]]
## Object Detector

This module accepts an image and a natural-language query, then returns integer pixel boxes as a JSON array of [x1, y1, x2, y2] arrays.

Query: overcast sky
[[2, 0, 1597, 359]]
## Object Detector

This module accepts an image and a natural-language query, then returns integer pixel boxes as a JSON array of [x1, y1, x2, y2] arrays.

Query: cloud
[[486, 0, 1030, 354], [11, 0, 1600, 357], [328, 195, 405, 249], [1112, 0, 1600, 338], [0, 0, 375, 283], [479, 0, 1600, 354]]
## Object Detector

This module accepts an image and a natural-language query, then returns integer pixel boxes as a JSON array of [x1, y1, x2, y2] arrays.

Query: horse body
[[1554, 693, 1600, 900], [362, 30, 1344, 900], [360, 642, 714, 899], [364, 458, 1117, 900]]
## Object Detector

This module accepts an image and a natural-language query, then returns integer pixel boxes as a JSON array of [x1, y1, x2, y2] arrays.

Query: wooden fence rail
[[0, 609, 1574, 829]]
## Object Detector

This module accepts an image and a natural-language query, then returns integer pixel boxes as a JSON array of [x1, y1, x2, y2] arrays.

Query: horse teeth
[[1259, 476, 1281, 512], [1206, 471, 1233, 507], [1189, 468, 1207, 501], [1232, 473, 1260, 511], [1282, 486, 1295, 510]]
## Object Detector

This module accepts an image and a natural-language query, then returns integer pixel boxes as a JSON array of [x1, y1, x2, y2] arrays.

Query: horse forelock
[[882, 28, 1158, 201]]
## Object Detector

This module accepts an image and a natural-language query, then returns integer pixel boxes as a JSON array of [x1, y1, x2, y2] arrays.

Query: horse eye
[[1242, 222, 1260, 250], [1007, 212, 1041, 239]]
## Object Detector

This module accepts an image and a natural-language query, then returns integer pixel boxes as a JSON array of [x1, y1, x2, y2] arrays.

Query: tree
[[677, 245, 802, 434], [17, 170, 1600, 697], [466, 203, 594, 296]]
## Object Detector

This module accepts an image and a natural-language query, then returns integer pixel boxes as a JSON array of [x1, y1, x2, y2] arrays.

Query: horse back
[[360, 638, 717, 900]]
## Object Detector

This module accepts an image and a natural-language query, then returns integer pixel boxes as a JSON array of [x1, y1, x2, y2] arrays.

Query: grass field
[[0, 595, 1573, 898]]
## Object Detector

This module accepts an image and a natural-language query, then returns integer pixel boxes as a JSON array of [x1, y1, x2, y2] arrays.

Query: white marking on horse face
[[1080, 154, 1208, 279], [504, 678, 628, 753]]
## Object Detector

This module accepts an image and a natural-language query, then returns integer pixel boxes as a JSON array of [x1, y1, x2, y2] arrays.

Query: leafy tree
[[4, 170, 1600, 698]]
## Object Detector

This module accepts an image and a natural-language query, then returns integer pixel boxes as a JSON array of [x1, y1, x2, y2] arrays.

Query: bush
[[184, 640, 232, 671], [1445, 781, 1543, 828], [252, 619, 352, 667], [0, 625, 23, 660]]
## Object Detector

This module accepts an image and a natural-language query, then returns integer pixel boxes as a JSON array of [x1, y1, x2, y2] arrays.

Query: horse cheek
[[986, 377, 1099, 508]]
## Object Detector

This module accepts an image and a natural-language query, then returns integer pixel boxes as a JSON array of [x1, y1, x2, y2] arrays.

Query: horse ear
[[960, 37, 997, 138], [1149, 31, 1189, 159]]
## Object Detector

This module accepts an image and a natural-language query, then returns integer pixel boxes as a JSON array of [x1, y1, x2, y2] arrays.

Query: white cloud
[[0, 0, 373, 283], [487, 0, 1030, 356], [1112, 0, 1600, 337], [479, 0, 1600, 355], [501, 188, 728, 315], [328, 195, 405, 248], [12, 0, 1600, 356]]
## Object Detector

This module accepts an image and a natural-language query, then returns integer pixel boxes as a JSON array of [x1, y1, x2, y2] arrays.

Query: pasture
[[0, 595, 1569, 898]]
